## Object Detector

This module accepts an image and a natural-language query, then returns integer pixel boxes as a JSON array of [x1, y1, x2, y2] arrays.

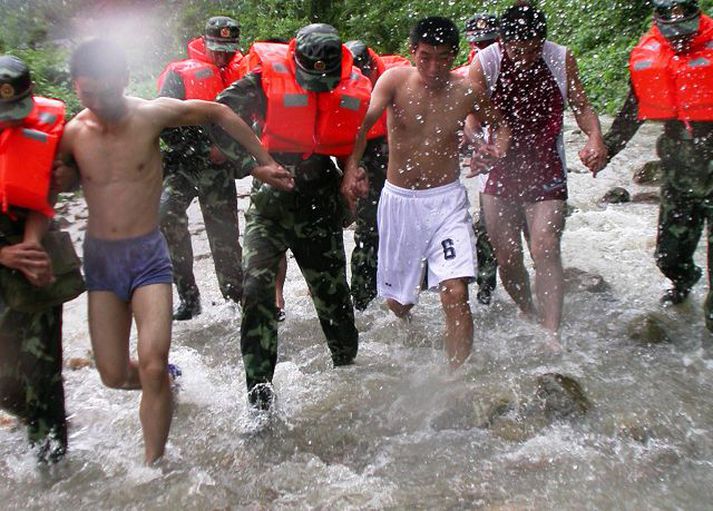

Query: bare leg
[[386, 298, 414, 319], [481, 194, 536, 317], [275, 253, 287, 311], [132, 283, 173, 464], [439, 278, 473, 368], [88, 291, 140, 389], [524, 200, 566, 348]]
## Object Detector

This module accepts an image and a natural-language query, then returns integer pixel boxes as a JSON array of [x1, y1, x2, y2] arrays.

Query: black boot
[[248, 383, 275, 411], [477, 286, 493, 305], [173, 295, 201, 320], [660, 286, 691, 305]]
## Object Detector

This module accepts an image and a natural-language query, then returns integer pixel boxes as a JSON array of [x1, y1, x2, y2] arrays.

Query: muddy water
[[2, 118, 713, 510]]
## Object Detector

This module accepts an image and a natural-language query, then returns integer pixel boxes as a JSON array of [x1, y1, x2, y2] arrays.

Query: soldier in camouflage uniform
[[209, 24, 363, 409], [158, 17, 244, 320], [0, 56, 67, 462], [344, 40, 389, 311], [603, 0, 713, 329]]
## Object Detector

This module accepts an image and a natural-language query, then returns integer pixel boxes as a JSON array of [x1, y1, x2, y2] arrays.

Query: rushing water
[[2, 118, 713, 510]]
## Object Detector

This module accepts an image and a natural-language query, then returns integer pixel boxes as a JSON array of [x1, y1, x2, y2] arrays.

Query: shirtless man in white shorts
[[342, 17, 510, 368], [55, 39, 289, 463]]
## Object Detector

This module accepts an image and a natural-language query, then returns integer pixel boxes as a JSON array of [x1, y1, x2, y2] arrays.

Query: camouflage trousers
[[160, 167, 243, 303], [241, 181, 358, 392], [473, 208, 498, 293], [655, 134, 713, 295], [350, 141, 387, 311], [0, 301, 66, 461]]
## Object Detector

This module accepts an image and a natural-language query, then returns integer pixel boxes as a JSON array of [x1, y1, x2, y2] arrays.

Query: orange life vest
[[0, 97, 65, 217], [157, 37, 244, 100], [367, 52, 412, 140], [630, 14, 713, 121], [258, 39, 372, 157]]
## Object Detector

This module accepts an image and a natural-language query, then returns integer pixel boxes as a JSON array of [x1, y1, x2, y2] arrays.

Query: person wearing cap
[[469, 3, 607, 352], [54, 39, 283, 463], [343, 40, 391, 311], [454, 13, 499, 76], [602, 0, 713, 328], [342, 17, 511, 369], [0, 55, 68, 462], [157, 16, 245, 320], [208, 24, 370, 410]]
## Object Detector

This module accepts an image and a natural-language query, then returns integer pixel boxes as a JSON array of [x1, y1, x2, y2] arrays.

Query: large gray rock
[[601, 187, 631, 204], [535, 373, 591, 421], [633, 160, 663, 185], [564, 267, 611, 294], [626, 312, 671, 345]]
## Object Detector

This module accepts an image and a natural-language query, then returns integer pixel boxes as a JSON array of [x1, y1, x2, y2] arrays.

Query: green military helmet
[[653, 0, 701, 39], [345, 40, 374, 78], [465, 13, 499, 43], [204, 16, 240, 53], [294, 23, 343, 93], [0, 55, 34, 123]]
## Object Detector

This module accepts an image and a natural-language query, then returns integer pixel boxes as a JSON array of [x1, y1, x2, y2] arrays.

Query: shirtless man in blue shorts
[[55, 39, 288, 463]]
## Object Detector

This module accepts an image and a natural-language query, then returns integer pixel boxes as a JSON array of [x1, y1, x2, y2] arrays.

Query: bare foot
[[543, 330, 563, 355]]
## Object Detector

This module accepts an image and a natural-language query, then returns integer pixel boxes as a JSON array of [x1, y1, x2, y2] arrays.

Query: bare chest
[[391, 87, 469, 136]]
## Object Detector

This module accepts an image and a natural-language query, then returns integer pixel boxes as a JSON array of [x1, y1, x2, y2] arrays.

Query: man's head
[[294, 23, 343, 93], [653, 0, 701, 50], [70, 39, 129, 120], [465, 13, 499, 51], [409, 17, 459, 87], [345, 40, 376, 83], [0, 55, 33, 126], [499, 4, 547, 69], [204, 16, 240, 68]]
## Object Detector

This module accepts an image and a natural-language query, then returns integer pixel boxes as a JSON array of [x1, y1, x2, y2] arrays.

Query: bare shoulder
[[380, 65, 415, 86]]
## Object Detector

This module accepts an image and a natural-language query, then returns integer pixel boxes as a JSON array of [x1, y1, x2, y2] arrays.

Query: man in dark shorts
[[469, 4, 607, 351]]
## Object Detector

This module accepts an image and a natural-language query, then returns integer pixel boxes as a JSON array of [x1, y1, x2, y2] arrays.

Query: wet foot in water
[[543, 331, 563, 355]]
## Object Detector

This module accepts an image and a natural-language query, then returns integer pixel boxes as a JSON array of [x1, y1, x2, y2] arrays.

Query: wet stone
[[535, 373, 591, 421], [601, 187, 631, 204], [66, 357, 94, 370], [626, 312, 671, 345], [431, 395, 516, 431], [632, 191, 660, 204], [564, 267, 611, 294], [632, 160, 663, 185]]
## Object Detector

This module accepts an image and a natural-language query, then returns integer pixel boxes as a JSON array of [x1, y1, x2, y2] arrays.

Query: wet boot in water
[[248, 383, 275, 411], [173, 295, 201, 321], [660, 267, 702, 306]]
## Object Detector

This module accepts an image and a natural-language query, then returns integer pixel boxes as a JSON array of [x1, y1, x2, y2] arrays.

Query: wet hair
[[70, 39, 128, 80], [409, 17, 460, 54], [499, 4, 547, 42]]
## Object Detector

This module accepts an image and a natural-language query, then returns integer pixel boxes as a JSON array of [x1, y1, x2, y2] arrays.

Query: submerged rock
[[601, 187, 631, 204], [633, 160, 663, 185], [627, 313, 671, 345], [66, 357, 94, 370], [564, 267, 611, 294], [632, 191, 660, 204], [535, 373, 591, 421], [431, 394, 516, 432]]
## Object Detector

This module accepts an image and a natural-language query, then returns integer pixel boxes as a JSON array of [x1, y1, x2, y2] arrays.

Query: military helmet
[[345, 40, 374, 77], [464, 13, 499, 43], [653, 0, 701, 39], [204, 16, 240, 52], [0, 55, 34, 123], [294, 24, 343, 92]]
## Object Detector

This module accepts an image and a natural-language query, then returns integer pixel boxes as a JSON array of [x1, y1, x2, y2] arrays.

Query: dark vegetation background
[[1, 0, 712, 116]]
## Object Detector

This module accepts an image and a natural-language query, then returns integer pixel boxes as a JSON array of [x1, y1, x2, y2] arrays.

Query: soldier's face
[[74, 75, 127, 120], [412, 43, 455, 87]]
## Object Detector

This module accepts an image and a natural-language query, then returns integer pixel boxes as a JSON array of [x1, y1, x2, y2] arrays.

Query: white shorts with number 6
[[377, 180, 477, 306]]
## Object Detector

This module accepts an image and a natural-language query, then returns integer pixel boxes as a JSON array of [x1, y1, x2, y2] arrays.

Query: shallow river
[[2, 118, 713, 510]]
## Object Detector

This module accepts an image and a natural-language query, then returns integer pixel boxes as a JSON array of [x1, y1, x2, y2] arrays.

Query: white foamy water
[[2, 117, 713, 509]]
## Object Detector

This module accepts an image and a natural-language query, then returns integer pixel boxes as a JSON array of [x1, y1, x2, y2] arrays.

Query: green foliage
[[2, 0, 713, 115]]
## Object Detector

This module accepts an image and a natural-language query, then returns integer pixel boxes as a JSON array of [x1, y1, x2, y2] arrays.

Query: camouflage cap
[[345, 40, 374, 77], [653, 0, 701, 39], [294, 24, 343, 92], [465, 14, 499, 43], [204, 16, 240, 52], [0, 55, 33, 123]]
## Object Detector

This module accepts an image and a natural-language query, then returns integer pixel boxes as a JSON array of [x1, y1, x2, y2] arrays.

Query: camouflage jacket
[[158, 70, 240, 177]]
